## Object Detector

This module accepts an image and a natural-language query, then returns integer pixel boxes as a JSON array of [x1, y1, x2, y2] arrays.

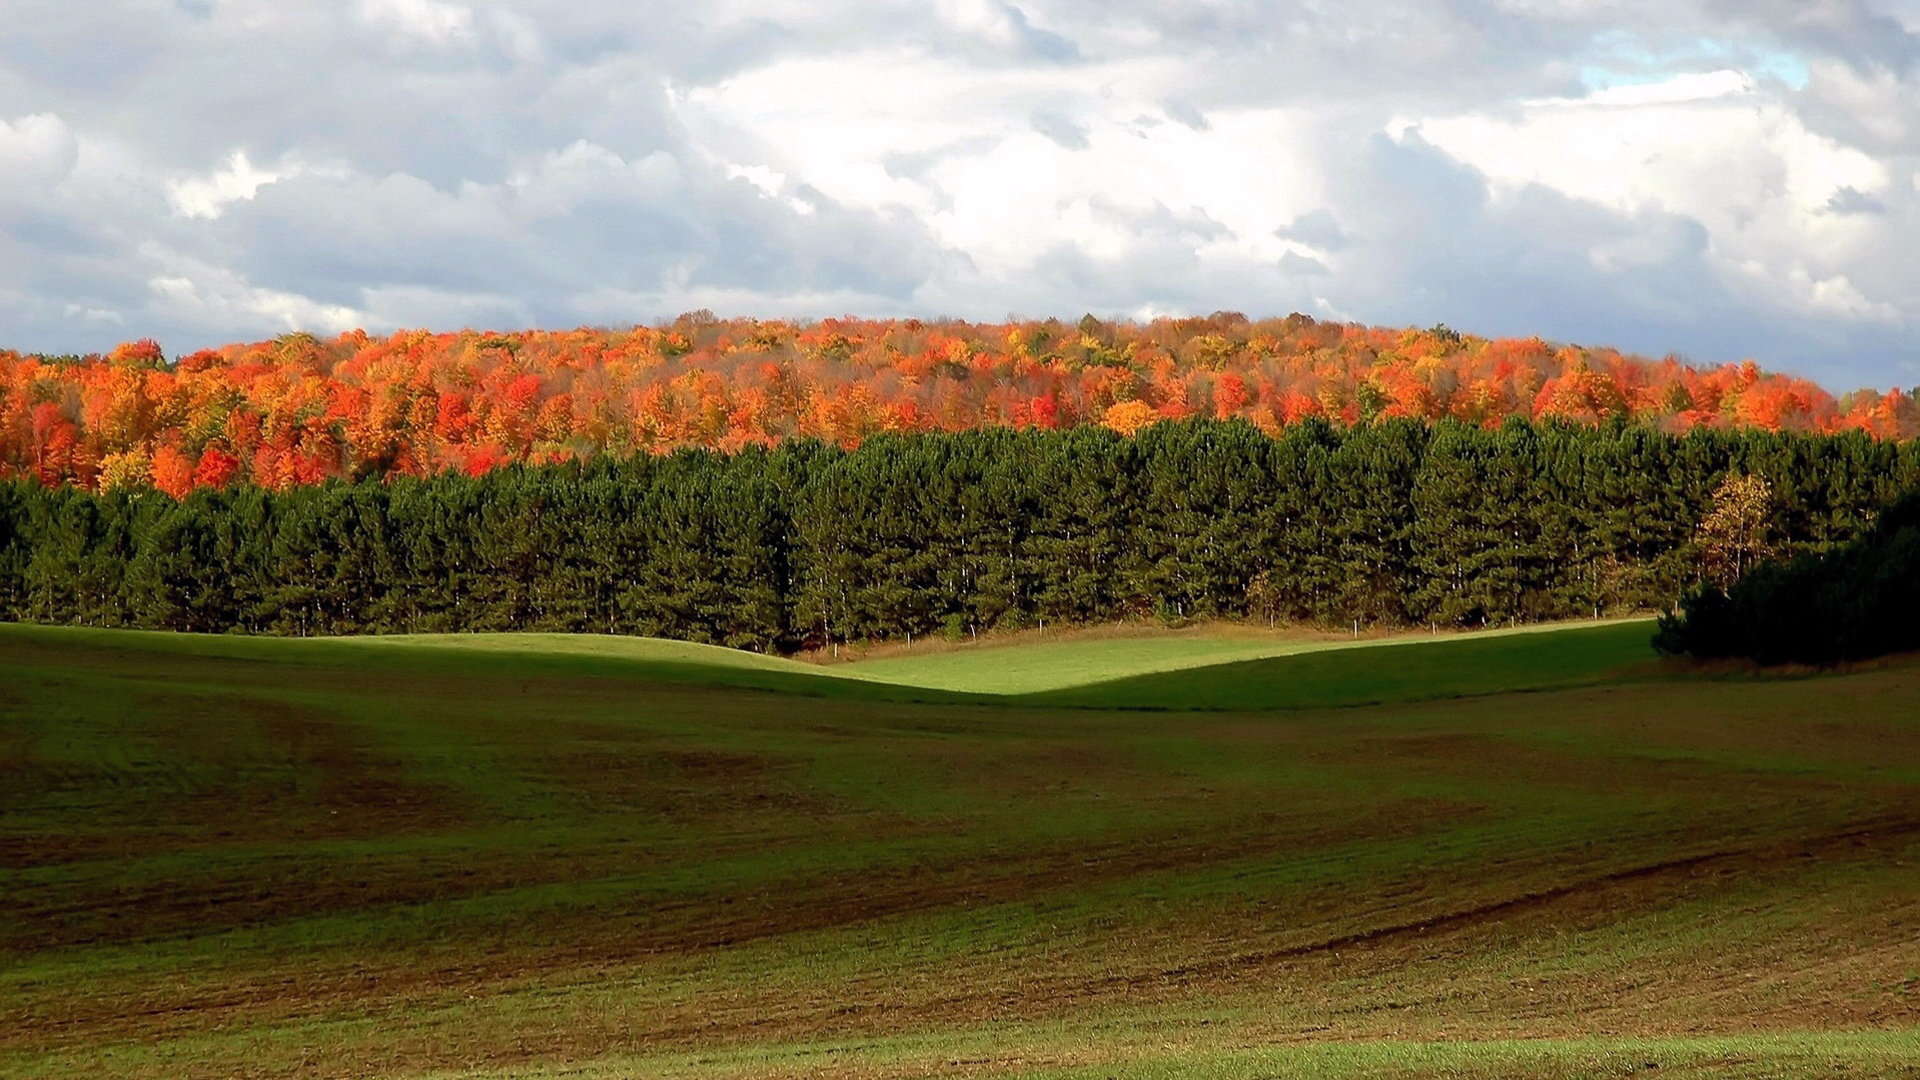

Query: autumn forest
[[5, 312, 1914, 495]]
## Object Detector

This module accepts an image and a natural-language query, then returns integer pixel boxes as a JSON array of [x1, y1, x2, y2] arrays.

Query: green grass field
[[3, 620, 1917, 1079]]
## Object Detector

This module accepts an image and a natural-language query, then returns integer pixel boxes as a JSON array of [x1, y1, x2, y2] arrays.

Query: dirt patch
[[258, 708, 467, 839], [528, 745, 832, 820], [0, 694, 468, 873]]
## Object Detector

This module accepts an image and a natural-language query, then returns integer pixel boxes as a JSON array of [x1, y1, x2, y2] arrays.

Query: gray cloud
[[1163, 99, 1209, 131], [1279, 251, 1330, 276], [1305, 129, 1912, 389], [1826, 185, 1889, 214], [1718, 0, 1920, 73], [1276, 209, 1351, 251], [993, 1, 1081, 62], [1029, 109, 1091, 150]]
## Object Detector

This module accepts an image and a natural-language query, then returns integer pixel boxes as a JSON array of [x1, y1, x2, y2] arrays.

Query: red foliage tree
[[193, 444, 241, 490], [151, 444, 195, 499], [0, 316, 1904, 491]]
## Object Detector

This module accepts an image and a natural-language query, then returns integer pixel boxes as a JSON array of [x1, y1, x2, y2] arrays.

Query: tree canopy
[[4, 315, 1912, 496]]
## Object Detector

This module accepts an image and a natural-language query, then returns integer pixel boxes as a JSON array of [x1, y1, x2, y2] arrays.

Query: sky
[[3, 1, 1920, 390]]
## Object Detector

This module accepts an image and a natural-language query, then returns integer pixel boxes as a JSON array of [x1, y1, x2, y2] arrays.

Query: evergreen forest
[[3, 417, 1914, 651], [1657, 489, 1920, 665]]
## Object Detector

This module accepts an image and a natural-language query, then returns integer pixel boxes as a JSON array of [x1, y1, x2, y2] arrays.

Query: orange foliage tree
[[0, 315, 1908, 495]]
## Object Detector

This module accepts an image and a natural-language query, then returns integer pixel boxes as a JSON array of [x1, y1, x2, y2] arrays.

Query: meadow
[[3, 619, 1917, 1078]]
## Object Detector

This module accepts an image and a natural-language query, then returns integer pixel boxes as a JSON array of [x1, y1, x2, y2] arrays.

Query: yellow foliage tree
[[1697, 472, 1780, 589], [1102, 399, 1158, 436], [96, 449, 151, 493]]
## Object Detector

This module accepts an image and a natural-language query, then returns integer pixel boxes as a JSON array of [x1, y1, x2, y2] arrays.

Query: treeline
[[9, 312, 1917, 497], [2, 418, 1916, 651], [1656, 491, 1920, 665]]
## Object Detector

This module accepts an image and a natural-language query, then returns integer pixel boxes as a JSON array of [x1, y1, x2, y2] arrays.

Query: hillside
[[5, 314, 1913, 494], [827, 618, 1654, 701], [4, 622, 1917, 1079], [0, 618, 1652, 706]]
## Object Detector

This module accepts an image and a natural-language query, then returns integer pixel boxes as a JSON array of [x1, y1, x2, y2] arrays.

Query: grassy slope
[[842, 618, 1653, 696], [2, 623, 1917, 1079], [0, 617, 1659, 711], [0, 624, 987, 705], [1031, 620, 1660, 709]]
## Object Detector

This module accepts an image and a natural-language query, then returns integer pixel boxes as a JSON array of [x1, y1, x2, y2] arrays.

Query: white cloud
[[1412, 68, 1902, 327], [685, 48, 1322, 282], [0, 113, 78, 192], [1786, 267, 1903, 322], [146, 248, 368, 337], [63, 303, 123, 325], [1555, 69, 1756, 107], [356, 0, 474, 44], [724, 161, 812, 213], [507, 140, 682, 217], [166, 151, 290, 220]]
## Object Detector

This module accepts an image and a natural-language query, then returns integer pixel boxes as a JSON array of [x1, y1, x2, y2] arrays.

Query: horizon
[[12, 312, 1914, 399]]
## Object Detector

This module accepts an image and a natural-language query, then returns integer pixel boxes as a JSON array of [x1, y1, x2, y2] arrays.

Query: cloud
[[357, 0, 475, 45], [1570, 68, 1756, 105], [1722, 0, 1920, 75], [0, 113, 78, 194], [1275, 209, 1350, 251], [1279, 251, 1330, 276], [1825, 184, 1889, 213], [1303, 127, 1915, 387], [193, 133, 955, 337], [1162, 99, 1209, 131], [167, 151, 290, 220], [146, 250, 369, 337], [64, 302, 124, 325], [1029, 109, 1090, 150], [0, 0, 1917, 391], [938, 0, 1079, 62], [1409, 66, 1902, 342]]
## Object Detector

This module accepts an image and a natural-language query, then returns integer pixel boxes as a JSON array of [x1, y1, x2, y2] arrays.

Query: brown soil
[[20, 815, 1918, 1080]]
